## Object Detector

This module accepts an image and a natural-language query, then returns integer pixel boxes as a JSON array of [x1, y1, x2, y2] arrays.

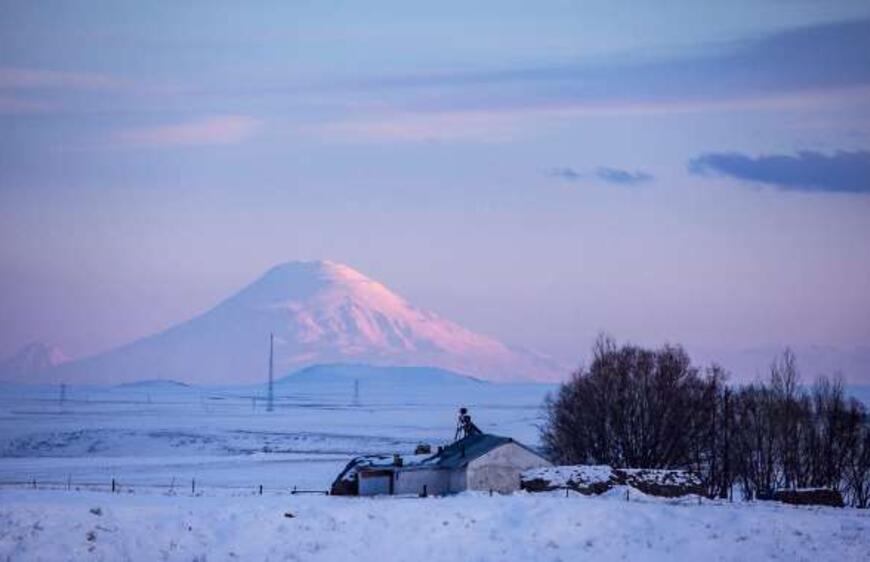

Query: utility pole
[[267, 333, 274, 412]]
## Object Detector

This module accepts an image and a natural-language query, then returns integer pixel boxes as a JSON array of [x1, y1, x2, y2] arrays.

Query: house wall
[[448, 467, 467, 494], [359, 471, 392, 496], [466, 443, 551, 493], [393, 468, 450, 496]]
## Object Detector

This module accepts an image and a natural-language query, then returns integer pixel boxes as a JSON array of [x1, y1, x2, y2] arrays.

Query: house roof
[[426, 433, 515, 469]]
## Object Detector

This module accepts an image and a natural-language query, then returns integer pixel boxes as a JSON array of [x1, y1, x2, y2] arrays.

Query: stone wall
[[521, 465, 704, 498], [772, 489, 844, 508]]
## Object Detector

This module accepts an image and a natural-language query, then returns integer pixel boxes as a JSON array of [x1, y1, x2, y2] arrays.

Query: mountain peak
[[230, 260, 399, 311], [262, 260, 371, 285], [31, 262, 564, 385]]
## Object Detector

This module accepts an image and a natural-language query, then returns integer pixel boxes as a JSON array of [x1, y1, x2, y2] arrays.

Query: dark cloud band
[[689, 150, 870, 193], [345, 18, 870, 114]]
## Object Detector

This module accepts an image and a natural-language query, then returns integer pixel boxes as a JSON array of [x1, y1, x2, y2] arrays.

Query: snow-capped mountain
[[0, 342, 69, 383], [34, 261, 563, 385]]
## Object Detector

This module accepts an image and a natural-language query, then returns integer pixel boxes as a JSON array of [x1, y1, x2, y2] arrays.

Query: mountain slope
[[36, 261, 562, 384]]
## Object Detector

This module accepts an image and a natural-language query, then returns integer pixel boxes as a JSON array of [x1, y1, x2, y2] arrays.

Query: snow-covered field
[[2, 377, 869, 561], [2, 488, 868, 561], [0, 376, 552, 492]]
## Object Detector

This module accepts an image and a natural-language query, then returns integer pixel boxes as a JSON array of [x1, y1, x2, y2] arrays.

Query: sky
[[1, 1, 870, 382]]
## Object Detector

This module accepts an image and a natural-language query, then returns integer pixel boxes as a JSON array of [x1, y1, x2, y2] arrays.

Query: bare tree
[[542, 336, 717, 470], [542, 342, 870, 507]]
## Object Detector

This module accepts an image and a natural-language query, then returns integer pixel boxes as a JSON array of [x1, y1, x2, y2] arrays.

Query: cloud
[[0, 95, 53, 114], [309, 110, 524, 143], [334, 18, 870, 117], [688, 150, 870, 193], [0, 67, 125, 90], [595, 167, 654, 185], [114, 115, 262, 148], [302, 18, 870, 143], [547, 167, 583, 181], [548, 166, 653, 185]]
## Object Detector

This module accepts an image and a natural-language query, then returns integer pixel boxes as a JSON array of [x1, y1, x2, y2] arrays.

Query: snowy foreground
[[2, 487, 868, 561]]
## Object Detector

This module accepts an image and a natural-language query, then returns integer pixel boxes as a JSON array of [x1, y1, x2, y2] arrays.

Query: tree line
[[541, 337, 870, 507]]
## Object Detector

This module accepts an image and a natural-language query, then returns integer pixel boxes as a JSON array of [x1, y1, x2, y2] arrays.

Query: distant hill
[[27, 261, 562, 385], [115, 379, 193, 390], [278, 364, 486, 386]]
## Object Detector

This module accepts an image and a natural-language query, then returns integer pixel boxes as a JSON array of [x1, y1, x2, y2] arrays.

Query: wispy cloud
[[0, 95, 54, 114], [688, 150, 870, 193], [0, 67, 125, 90], [548, 166, 654, 186], [309, 110, 526, 143], [309, 91, 847, 144], [114, 115, 263, 148], [595, 167, 654, 185], [547, 167, 583, 181], [303, 18, 870, 143], [352, 18, 870, 108]]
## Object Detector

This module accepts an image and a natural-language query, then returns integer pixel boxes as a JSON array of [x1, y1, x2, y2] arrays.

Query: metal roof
[[426, 433, 515, 469]]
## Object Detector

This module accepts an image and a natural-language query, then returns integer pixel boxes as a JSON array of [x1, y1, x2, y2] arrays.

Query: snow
[[1, 488, 868, 561], [523, 465, 615, 488], [31, 261, 562, 385], [0, 376, 554, 492], [2, 378, 868, 560], [617, 467, 702, 486]]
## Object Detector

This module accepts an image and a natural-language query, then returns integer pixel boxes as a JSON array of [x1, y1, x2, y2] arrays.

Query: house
[[331, 432, 551, 496]]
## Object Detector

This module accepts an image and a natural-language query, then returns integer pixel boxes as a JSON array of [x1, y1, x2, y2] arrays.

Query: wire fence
[[0, 478, 329, 497]]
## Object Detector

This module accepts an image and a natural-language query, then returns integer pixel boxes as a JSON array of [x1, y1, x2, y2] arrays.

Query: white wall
[[448, 468, 466, 494], [466, 443, 551, 493], [359, 472, 392, 496], [393, 468, 450, 496]]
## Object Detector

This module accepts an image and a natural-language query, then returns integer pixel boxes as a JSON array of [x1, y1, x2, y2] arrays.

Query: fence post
[[565, 488, 568, 498], [67, 475, 71, 491], [111, 478, 116, 493], [191, 479, 196, 495], [625, 489, 629, 502], [32, 478, 36, 490], [259, 485, 263, 496]]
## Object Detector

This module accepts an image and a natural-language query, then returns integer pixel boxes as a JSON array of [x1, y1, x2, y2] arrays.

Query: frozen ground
[[2, 376, 869, 561], [1, 487, 868, 561], [0, 376, 552, 491]]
